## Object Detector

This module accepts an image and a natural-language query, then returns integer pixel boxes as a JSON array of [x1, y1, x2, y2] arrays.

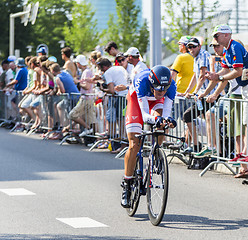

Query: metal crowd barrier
[[1, 89, 248, 177], [168, 95, 248, 176]]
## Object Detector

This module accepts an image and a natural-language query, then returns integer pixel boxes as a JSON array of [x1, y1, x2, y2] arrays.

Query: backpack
[[188, 157, 211, 170]]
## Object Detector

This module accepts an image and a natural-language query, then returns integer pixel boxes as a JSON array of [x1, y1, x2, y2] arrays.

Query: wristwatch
[[218, 75, 224, 81]]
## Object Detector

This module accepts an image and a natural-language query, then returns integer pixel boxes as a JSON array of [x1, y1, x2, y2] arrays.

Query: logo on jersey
[[233, 56, 236, 61], [132, 116, 138, 120]]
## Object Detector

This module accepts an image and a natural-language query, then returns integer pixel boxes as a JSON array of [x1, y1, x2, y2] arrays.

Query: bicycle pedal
[[140, 187, 146, 195]]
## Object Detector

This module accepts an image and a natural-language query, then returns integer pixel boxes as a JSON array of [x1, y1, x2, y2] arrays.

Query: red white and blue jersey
[[222, 39, 248, 87], [127, 69, 176, 125]]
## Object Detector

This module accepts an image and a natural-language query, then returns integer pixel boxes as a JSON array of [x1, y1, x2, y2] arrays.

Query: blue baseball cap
[[37, 47, 46, 54]]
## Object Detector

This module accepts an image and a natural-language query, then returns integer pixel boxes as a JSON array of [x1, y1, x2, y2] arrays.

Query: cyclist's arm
[[137, 96, 156, 124], [162, 96, 173, 119]]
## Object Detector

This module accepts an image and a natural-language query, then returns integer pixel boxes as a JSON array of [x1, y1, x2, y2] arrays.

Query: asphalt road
[[0, 128, 248, 240]]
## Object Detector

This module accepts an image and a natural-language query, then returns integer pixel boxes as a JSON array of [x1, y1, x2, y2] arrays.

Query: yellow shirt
[[171, 53, 195, 94]]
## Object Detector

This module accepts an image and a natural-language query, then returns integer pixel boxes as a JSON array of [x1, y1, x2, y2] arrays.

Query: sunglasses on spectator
[[214, 34, 220, 39], [117, 58, 126, 63], [188, 45, 198, 49]]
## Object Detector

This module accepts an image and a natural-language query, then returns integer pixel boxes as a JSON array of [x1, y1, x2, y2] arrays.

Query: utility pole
[[9, 11, 29, 56], [150, 0, 162, 67], [236, 0, 239, 33], [9, 2, 39, 56]]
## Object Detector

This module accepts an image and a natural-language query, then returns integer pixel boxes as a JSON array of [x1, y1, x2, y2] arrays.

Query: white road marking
[[0, 188, 36, 196], [56, 217, 108, 228]]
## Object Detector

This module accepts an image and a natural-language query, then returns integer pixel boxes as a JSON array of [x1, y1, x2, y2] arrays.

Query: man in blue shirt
[[5, 58, 28, 91]]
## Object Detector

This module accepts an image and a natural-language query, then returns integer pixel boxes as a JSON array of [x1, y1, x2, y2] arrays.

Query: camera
[[215, 56, 221, 62], [96, 82, 108, 89]]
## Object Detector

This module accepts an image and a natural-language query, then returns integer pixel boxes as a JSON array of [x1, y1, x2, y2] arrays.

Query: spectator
[[0, 60, 14, 90], [18, 56, 36, 122], [205, 24, 248, 178], [37, 47, 47, 56], [64, 55, 96, 136], [182, 37, 218, 153], [50, 63, 80, 138], [124, 47, 148, 81], [29, 56, 48, 129], [116, 52, 133, 83], [104, 41, 120, 66], [89, 50, 102, 76], [171, 36, 195, 95], [5, 58, 27, 91], [194, 38, 227, 157], [96, 57, 128, 140], [61, 47, 77, 79]]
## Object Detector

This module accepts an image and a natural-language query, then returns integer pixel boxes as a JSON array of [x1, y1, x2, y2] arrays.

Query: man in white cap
[[205, 24, 248, 176], [124, 47, 148, 81]]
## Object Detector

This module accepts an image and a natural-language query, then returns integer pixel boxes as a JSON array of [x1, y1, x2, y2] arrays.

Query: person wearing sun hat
[[5, 58, 28, 91], [171, 35, 195, 95], [205, 24, 248, 177]]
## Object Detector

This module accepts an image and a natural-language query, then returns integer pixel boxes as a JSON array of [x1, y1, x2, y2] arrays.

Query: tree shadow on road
[[133, 213, 248, 231]]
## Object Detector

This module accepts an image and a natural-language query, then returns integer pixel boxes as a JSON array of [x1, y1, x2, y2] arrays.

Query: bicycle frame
[[136, 127, 185, 194]]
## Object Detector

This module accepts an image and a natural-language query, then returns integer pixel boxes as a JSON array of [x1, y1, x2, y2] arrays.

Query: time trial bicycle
[[125, 123, 185, 226]]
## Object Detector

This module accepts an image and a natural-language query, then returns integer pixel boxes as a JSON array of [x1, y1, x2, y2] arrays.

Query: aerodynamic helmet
[[148, 65, 172, 91]]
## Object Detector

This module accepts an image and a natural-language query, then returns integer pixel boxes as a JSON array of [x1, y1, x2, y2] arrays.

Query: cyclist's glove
[[155, 116, 165, 128], [165, 116, 177, 128]]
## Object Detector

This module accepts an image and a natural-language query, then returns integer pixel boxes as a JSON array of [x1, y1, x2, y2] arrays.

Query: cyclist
[[121, 65, 177, 208]]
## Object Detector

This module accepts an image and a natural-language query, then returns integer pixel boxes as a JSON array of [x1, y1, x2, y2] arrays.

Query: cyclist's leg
[[124, 132, 140, 177], [121, 91, 142, 208]]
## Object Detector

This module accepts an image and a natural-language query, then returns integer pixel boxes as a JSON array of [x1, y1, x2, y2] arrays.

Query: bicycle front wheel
[[126, 156, 141, 217], [147, 147, 169, 226]]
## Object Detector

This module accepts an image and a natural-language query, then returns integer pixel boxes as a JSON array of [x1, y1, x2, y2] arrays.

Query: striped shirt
[[194, 48, 217, 95]]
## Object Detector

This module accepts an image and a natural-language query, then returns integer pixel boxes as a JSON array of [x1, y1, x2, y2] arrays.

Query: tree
[[102, 0, 149, 56], [63, 1, 99, 54], [162, 0, 219, 53], [28, 0, 75, 63], [0, 0, 33, 58]]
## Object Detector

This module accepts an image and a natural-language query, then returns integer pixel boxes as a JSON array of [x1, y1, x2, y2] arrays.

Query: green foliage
[[63, 1, 99, 54], [102, 0, 149, 56], [0, 0, 33, 59], [162, 0, 219, 53], [28, 0, 75, 63]]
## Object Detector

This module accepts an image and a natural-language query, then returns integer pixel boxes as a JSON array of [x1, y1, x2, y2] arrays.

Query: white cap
[[124, 47, 140, 57], [76, 55, 88, 66], [212, 24, 232, 36]]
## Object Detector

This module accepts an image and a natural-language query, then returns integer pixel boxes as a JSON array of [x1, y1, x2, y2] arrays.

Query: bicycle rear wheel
[[147, 147, 169, 226], [126, 156, 141, 217]]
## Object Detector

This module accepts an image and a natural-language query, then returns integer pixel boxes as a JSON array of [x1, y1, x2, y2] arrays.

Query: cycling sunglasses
[[153, 84, 170, 91]]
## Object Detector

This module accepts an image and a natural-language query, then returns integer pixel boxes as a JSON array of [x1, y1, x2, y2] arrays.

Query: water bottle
[[195, 94, 203, 111]]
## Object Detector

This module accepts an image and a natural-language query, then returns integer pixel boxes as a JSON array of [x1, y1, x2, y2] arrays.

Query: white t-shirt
[[80, 68, 94, 95], [104, 66, 128, 96], [126, 63, 134, 85], [6, 69, 14, 84], [229, 79, 242, 95], [130, 60, 148, 81]]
